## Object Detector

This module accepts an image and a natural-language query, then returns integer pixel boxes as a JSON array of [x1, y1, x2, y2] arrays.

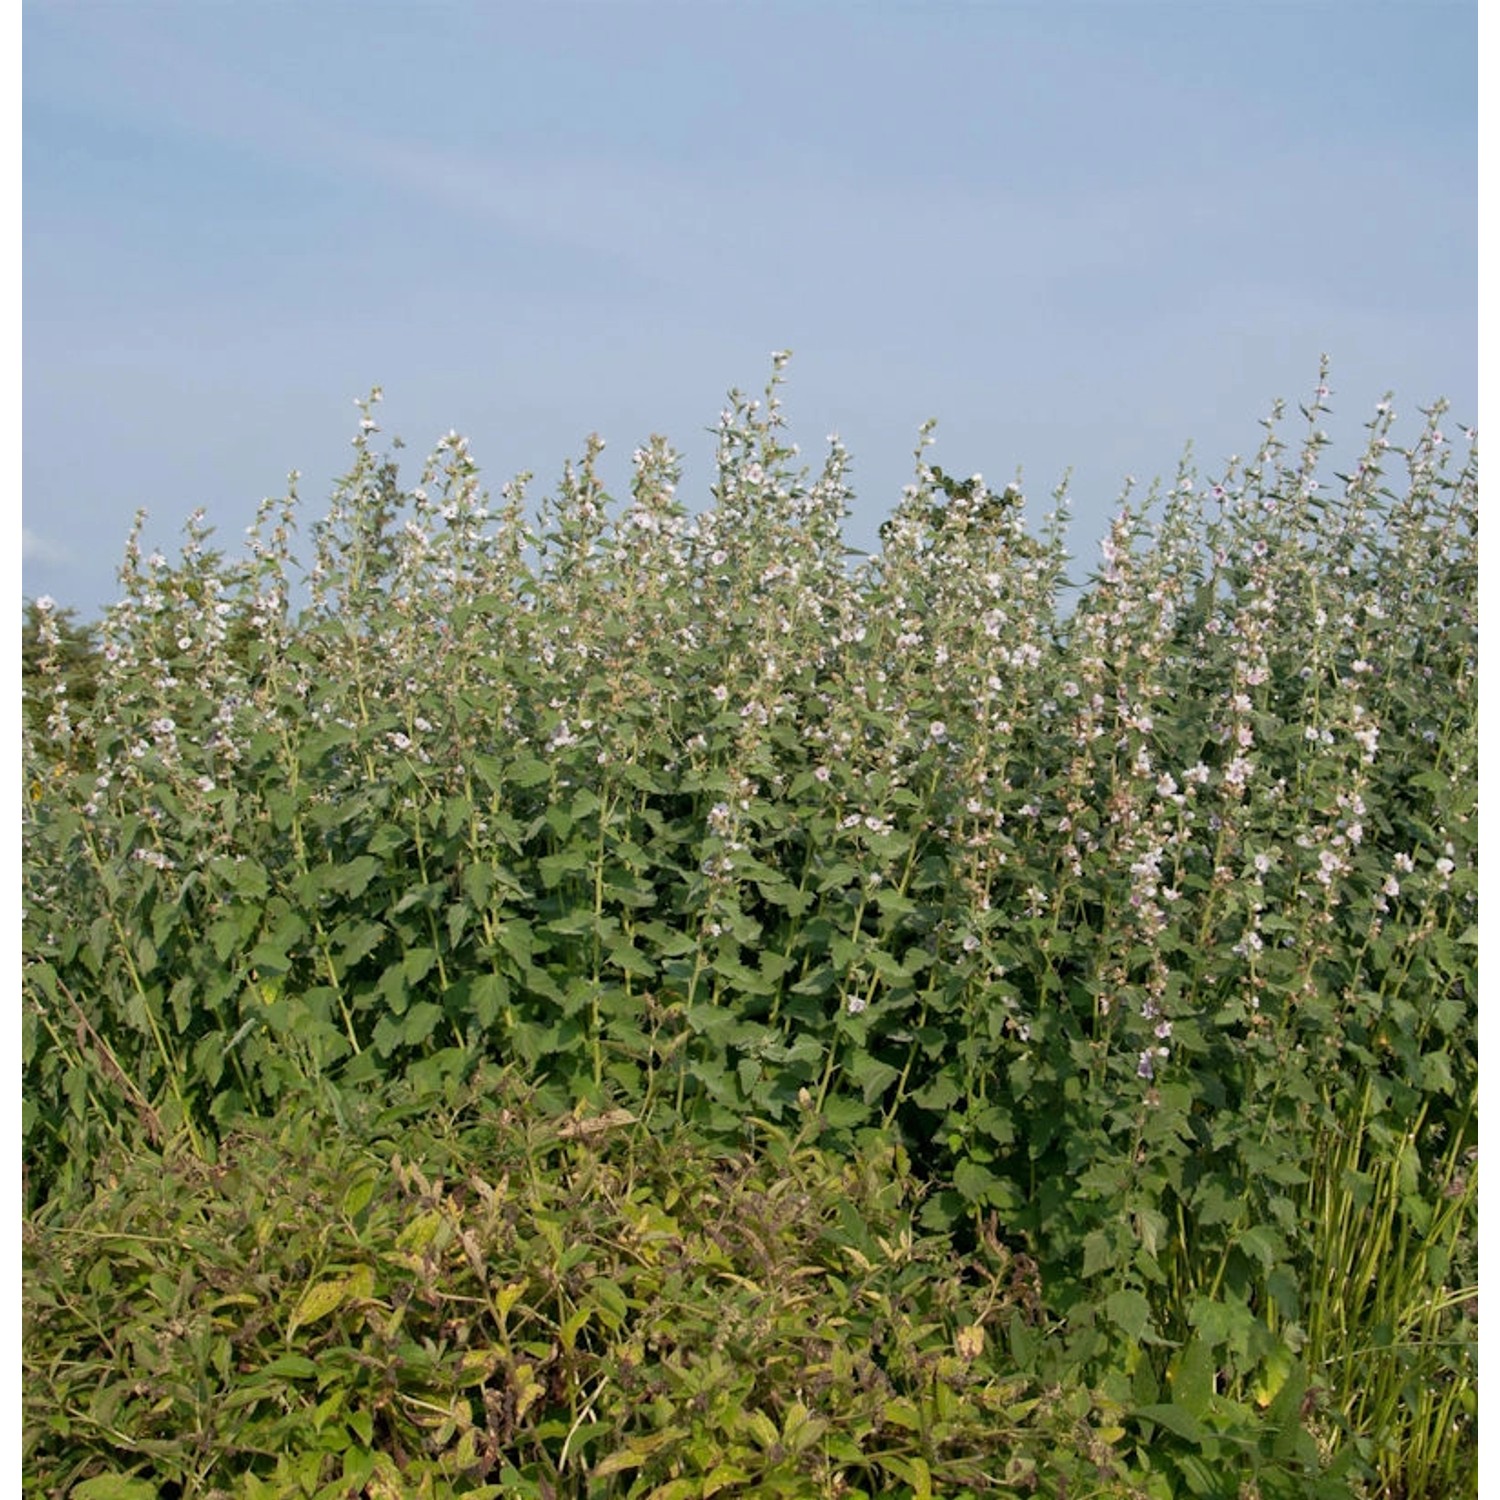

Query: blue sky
[[23, 0, 1477, 622]]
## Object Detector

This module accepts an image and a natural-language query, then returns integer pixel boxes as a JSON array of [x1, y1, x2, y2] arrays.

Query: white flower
[[1223, 756, 1253, 788]]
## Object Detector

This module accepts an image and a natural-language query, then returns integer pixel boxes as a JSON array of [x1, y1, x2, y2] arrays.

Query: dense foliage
[[23, 361, 1477, 1497], [24, 1068, 1159, 1500]]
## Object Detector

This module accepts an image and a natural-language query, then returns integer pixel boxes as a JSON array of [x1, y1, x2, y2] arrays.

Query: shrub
[[24, 1067, 1150, 1499], [23, 361, 1476, 1496]]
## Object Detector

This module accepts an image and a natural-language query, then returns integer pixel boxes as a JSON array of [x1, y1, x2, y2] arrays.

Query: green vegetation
[[23, 359, 1477, 1497]]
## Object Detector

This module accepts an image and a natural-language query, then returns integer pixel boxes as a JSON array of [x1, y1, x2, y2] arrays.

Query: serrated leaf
[[953, 1156, 1003, 1206], [1238, 1224, 1283, 1269], [539, 849, 588, 887], [469, 971, 509, 1027], [401, 1001, 443, 1047], [1167, 1337, 1216, 1419], [1105, 1287, 1153, 1341], [845, 1051, 900, 1104], [881, 1397, 923, 1431], [509, 756, 552, 788], [910, 1073, 961, 1112], [1132, 1401, 1209, 1444], [1082, 1228, 1115, 1278]]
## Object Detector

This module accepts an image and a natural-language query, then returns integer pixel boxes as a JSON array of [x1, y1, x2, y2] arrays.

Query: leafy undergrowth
[[25, 1067, 1173, 1500]]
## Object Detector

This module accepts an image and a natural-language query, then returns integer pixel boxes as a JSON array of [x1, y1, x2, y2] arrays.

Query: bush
[[24, 1067, 1151, 1499], [23, 361, 1476, 1496]]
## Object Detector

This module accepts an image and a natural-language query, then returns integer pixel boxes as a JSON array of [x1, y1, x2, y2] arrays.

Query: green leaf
[[1168, 1337, 1216, 1420], [1105, 1287, 1154, 1342], [69, 1477, 159, 1500], [509, 756, 552, 788], [332, 918, 386, 972], [819, 1094, 870, 1129], [844, 1051, 900, 1104], [1082, 1229, 1116, 1278], [910, 1073, 961, 1112], [401, 1001, 443, 1047], [325, 855, 383, 898], [1238, 1224, 1283, 1270], [876, 1452, 932, 1499], [402, 947, 437, 984], [215, 856, 271, 901], [539, 849, 588, 888], [468, 972, 509, 1028], [1187, 1293, 1258, 1357], [954, 1156, 1016, 1209], [1132, 1401, 1210, 1444]]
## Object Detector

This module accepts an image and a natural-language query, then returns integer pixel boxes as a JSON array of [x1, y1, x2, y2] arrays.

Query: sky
[[22, 0, 1478, 623]]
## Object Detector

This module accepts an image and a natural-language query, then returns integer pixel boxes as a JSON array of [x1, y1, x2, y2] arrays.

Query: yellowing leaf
[[493, 1279, 529, 1321], [593, 1426, 692, 1477], [881, 1397, 923, 1430], [742, 1408, 780, 1449], [1252, 1343, 1295, 1408], [288, 1265, 372, 1336], [395, 1208, 446, 1253], [70, 1477, 159, 1500]]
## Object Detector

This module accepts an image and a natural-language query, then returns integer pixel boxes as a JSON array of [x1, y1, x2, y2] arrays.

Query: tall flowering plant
[[22, 363, 1475, 1492]]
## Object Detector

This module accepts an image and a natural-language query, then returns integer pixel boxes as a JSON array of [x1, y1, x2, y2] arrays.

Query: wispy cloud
[[28, 4, 1464, 328], [23, 529, 72, 565]]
